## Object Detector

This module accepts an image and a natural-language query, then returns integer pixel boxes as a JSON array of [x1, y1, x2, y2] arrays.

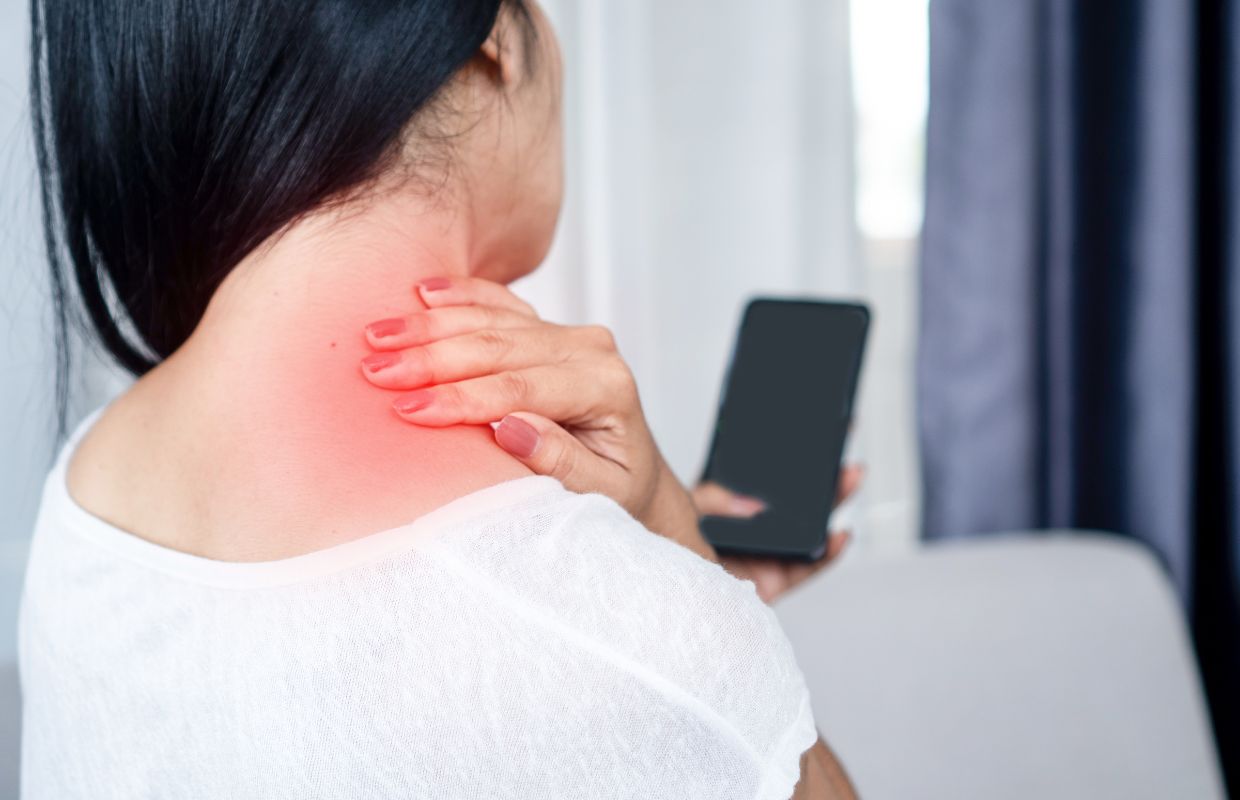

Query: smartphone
[[699, 298, 869, 561]]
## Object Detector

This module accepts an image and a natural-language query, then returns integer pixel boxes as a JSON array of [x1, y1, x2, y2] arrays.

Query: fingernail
[[362, 352, 401, 374], [393, 390, 433, 414], [730, 496, 766, 516], [366, 318, 406, 339], [418, 277, 451, 292], [495, 415, 540, 458]]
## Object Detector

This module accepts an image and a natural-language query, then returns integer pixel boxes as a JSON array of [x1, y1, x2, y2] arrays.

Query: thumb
[[494, 412, 622, 496], [691, 481, 767, 518]]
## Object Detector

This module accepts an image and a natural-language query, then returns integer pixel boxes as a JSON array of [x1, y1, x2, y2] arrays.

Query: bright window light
[[851, 0, 930, 241]]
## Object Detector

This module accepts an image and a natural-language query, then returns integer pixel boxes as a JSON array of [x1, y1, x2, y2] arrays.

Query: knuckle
[[607, 360, 638, 399], [492, 282, 536, 316], [581, 324, 617, 350], [477, 305, 504, 328], [474, 328, 513, 359], [548, 439, 577, 479], [406, 313, 434, 343], [406, 346, 436, 383], [434, 383, 464, 411], [496, 370, 529, 403]]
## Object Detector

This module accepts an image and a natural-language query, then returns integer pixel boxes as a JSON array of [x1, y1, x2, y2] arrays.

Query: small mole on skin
[[330, 341, 337, 349]]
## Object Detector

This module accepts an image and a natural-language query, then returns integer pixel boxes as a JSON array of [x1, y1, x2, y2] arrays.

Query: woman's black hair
[[30, 0, 530, 433]]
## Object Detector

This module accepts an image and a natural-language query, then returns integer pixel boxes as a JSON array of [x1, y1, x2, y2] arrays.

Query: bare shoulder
[[65, 377, 171, 540]]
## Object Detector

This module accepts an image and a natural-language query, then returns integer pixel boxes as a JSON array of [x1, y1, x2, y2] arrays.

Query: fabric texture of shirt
[[19, 411, 818, 799]]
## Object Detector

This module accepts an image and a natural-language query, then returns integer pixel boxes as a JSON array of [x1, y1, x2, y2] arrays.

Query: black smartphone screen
[[700, 298, 869, 560]]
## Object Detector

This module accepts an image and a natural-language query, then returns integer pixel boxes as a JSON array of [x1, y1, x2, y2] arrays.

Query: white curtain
[[520, 0, 859, 484]]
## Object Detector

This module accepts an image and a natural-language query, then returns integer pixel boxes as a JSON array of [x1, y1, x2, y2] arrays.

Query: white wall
[[1, 2, 53, 661]]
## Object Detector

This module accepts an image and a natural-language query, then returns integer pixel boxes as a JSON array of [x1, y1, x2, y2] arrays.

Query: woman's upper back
[[21, 412, 817, 800], [62, 316, 537, 563]]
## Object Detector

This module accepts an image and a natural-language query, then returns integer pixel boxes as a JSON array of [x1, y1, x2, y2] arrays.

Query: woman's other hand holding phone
[[695, 466, 863, 603], [360, 276, 712, 560]]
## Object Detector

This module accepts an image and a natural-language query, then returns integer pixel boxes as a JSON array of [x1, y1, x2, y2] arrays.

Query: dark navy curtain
[[919, 0, 1239, 787]]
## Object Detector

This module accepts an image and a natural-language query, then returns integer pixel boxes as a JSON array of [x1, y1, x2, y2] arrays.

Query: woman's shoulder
[[431, 484, 753, 608], [62, 384, 167, 541], [430, 487, 815, 768], [433, 486, 796, 663]]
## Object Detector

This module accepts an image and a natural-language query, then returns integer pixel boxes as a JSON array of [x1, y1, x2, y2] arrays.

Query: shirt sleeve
[[581, 502, 821, 800]]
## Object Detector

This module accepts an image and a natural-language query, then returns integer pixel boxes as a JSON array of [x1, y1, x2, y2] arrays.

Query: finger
[[789, 532, 850, 580], [825, 529, 851, 561], [388, 364, 614, 427], [779, 531, 851, 589], [494, 412, 628, 496], [364, 306, 536, 351], [743, 563, 787, 605], [691, 482, 767, 518], [835, 464, 866, 506], [723, 530, 849, 604], [362, 326, 579, 390], [414, 276, 538, 318]]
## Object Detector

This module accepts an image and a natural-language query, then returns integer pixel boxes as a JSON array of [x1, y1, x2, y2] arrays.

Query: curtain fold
[[920, 0, 1238, 787]]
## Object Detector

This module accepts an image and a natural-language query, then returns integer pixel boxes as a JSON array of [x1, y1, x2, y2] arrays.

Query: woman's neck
[[197, 193, 475, 351], [92, 197, 533, 559]]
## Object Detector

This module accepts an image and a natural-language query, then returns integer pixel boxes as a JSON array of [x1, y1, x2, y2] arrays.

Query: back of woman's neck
[[72, 200, 533, 561]]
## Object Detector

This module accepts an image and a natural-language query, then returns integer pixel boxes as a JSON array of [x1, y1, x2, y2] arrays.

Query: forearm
[[640, 461, 719, 562], [792, 738, 858, 800]]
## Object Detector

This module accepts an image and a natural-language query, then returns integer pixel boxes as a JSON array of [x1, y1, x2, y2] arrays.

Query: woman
[[21, 0, 857, 797]]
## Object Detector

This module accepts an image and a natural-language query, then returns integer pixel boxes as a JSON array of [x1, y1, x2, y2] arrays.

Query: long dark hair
[[30, 0, 528, 431]]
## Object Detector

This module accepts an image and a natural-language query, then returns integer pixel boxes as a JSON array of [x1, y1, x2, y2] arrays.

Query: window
[[849, 0, 929, 552]]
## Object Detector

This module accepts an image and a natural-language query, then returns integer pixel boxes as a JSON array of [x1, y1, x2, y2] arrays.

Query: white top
[[19, 411, 818, 799]]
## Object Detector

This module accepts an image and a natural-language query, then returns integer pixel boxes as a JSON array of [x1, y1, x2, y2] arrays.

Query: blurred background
[[2, 0, 1237, 797]]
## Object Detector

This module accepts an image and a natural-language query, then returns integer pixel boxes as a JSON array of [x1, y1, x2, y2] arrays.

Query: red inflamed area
[[156, 213, 533, 559]]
